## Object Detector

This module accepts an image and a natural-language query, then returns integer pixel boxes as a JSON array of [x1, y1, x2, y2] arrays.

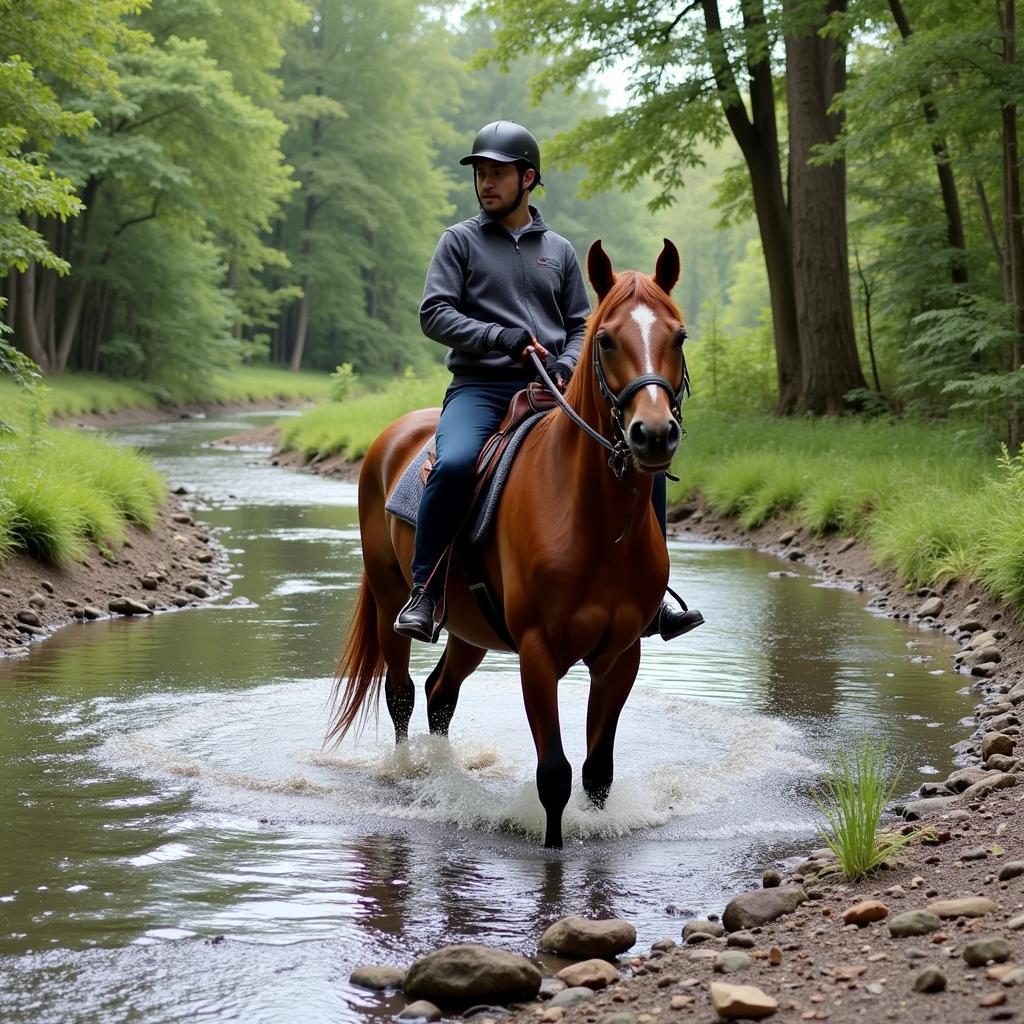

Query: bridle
[[529, 318, 690, 482]]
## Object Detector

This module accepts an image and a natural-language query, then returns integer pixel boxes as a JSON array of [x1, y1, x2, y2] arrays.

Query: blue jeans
[[411, 377, 670, 588]]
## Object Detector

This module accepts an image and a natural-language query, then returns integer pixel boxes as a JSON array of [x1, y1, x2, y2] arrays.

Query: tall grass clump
[[0, 427, 165, 565], [814, 738, 916, 880], [975, 445, 1024, 610], [280, 368, 449, 461]]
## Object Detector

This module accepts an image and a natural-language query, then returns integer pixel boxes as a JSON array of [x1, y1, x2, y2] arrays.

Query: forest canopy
[[1, 0, 1022, 444]]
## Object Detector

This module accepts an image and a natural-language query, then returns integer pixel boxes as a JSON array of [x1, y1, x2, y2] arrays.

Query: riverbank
[[0, 489, 231, 656]]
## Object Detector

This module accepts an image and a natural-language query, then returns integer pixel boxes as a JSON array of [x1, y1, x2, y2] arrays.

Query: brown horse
[[328, 239, 689, 848]]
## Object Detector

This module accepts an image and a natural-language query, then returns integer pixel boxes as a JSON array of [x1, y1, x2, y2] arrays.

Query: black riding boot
[[394, 585, 440, 644], [642, 594, 705, 641]]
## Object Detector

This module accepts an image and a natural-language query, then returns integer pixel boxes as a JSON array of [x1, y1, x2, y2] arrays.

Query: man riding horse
[[394, 120, 704, 644]]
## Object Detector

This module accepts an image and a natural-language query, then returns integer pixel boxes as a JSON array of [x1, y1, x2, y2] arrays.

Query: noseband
[[529, 321, 690, 482]]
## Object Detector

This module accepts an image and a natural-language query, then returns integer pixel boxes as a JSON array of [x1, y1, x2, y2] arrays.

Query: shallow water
[[0, 412, 975, 1023]]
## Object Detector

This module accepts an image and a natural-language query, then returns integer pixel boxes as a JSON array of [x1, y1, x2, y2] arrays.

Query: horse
[[328, 239, 689, 848]]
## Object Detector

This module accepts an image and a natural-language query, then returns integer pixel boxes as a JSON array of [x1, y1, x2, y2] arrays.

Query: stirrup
[[393, 586, 443, 644]]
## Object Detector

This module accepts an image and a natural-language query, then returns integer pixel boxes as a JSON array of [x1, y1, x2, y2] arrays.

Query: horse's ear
[[587, 239, 616, 302], [655, 238, 680, 295]]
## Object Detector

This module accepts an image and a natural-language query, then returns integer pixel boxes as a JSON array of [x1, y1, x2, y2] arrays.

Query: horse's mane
[[564, 270, 684, 408]]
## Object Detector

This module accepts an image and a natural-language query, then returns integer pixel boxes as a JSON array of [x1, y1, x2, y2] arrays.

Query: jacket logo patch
[[536, 256, 561, 270]]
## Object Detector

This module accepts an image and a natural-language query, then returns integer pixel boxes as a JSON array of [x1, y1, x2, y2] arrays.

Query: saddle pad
[[469, 410, 548, 544], [384, 439, 432, 527], [382, 412, 549, 540]]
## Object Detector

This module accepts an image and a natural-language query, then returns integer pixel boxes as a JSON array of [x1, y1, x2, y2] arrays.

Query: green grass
[[0, 366, 332, 422], [279, 368, 449, 461], [813, 739, 916, 881], [0, 428, 165, 564]]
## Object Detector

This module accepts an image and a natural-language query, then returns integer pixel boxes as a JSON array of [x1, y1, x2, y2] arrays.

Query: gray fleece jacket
[[419, 206, 591, 380]]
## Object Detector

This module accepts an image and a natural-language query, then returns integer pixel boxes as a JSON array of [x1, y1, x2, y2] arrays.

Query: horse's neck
[[552, 379, 656, 529]]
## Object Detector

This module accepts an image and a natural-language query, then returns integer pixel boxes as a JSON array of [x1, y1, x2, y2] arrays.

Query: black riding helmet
[[460, 120, 543, 187]]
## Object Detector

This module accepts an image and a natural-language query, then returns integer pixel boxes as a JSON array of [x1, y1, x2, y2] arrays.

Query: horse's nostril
[[628, 420, 648, 450], [666, 420, 681, 448]]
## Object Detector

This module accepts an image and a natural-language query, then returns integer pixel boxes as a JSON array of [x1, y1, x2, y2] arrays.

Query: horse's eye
[[596, 329, 614, 351], [673, 328, 687, 348]]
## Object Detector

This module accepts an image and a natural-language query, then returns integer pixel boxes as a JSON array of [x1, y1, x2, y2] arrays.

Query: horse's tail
[[327, 571, 385, 745]]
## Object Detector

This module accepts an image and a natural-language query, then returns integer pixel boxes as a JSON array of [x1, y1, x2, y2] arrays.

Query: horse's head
[[582, 239, 688, 474]]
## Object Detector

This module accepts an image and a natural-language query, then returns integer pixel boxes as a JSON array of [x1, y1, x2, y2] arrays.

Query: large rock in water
[[403, 944, 541, 1003], [539, 916, 636, 958], [722, 887, 807, 932]]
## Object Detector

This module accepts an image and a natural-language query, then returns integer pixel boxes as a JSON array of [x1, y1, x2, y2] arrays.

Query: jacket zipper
[[512, 236, 541, 343]]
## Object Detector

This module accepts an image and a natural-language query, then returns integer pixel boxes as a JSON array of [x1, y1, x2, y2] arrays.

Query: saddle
[[383, 382, 559, 647]]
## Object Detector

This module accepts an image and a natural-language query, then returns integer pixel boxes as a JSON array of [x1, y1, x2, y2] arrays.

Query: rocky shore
[[0, 490, 231, 656]]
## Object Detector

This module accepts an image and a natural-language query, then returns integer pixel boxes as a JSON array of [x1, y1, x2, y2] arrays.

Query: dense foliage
[[1, 0, 1023, 444]]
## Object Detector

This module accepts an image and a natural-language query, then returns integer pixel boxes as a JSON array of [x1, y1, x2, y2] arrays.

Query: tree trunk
[[55, 178, 101, 373], [16, 217, 50, 371], [888, 0, 968, 285], [785, 0, 866, 414], [702, 0, 802, 412], [1001, 0, 1024, 451]]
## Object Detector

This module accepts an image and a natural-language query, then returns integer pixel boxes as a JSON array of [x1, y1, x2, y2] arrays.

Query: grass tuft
[[813, 738, 917, 881]]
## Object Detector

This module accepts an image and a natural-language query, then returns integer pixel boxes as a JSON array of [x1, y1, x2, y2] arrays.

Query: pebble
[[913, 966, 947, 992], [682, 920, 725, 940], [963, 938, 1011, 966], [889, 910, 942, 937], [841, 900, 888, 926], [15, 609, 41, 627], [928, 897, 999, 919], [548, 987, 595, 1009], [597, 1014, 637, 1024], [538, 979, 566, 1000], [981, 991, 1008, 1007], [762, 869, 781, 888], [726, 931, 756, 949], [397, 1000, 441, 1021], [998, 861, 1024, 881], [555, 960, 620, 990], [349, 965, 405, 990], [708, 981, 778, 1019], [713, 951, 753, 974]]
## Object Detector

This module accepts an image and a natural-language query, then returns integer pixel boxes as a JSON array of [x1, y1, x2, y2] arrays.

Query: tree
[[480, 0, 866, 413]]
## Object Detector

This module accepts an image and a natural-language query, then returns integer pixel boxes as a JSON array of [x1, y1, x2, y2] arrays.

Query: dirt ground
[[8, 413, 1024, 1022]]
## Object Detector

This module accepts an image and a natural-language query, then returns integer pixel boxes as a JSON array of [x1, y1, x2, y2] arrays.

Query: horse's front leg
[[582, 642, 641, 809], [518, 630, 572, 849]]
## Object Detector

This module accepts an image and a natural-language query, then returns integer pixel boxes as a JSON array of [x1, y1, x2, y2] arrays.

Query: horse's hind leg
[[425, 635, 486, 735], [582, 643, 641, 809], [377, 619, 415, 743]]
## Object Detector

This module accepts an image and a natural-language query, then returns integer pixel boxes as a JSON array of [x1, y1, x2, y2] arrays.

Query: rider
[[394, 119, 704, 644]]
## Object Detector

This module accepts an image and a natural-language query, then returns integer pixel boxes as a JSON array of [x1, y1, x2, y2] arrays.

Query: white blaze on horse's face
[[629, 304, 662, 404]]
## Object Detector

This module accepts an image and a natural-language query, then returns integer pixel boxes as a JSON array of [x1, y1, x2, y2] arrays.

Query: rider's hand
[[546, 359, 573, 393], [493, 327, 533, 362]]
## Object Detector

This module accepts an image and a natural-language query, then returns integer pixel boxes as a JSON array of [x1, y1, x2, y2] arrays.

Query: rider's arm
[[419, 230, 503, 354]]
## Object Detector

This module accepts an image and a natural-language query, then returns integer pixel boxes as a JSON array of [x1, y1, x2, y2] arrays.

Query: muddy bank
[[51, 396, 310, 430], [0, 491, 231, 657]]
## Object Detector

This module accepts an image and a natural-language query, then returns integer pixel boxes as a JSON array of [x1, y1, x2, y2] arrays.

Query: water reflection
[[0, 412, 977, 1023]]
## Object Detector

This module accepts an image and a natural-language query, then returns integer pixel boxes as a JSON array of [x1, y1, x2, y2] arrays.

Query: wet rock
[[761, 869, 781, 888], [141, 576, 159, 591], [913, 966, 947, 993], [778, 529, 798, 545], [785, 547, 806, 561], [171, 595, 191, 607], [555, 960, 620, 990], [722, 886, 807, 931], [683, 920, 725, 941], [196, 551, 215, 564], [15, 609, 41, 627], [918, 782, 954, 798], [945, 767, 992, 792], [838, 537, 856, 553], [962, 773, 1017, 802], [82, 606, 102, 619], [708, 981, 778, 1019], [548, 987, 595, 1009], [982, 733, 1016, 760], [959, 619, 985, 634], [538, 978, 567, 1000], [902, 796, 958, 820], [726, 931, 756, 949], [889, 910, 942, 937], [184, 581, 212, 599], [917, 597, 944, 617], [998, 861, 1024, 881], [397, 1000, 442, 1021], [986, 754, 1018, 772], [540, 917, 636, 959], [967, 630, 1000, 651], [350, 965, 406, 990], [927, 897, 999, 919], [171, 512, 194, 525], [108, 598, 152, 616], [27, 592, 47, 608], [713, 951, 753, 974], [403, 944, 541, 1003], [649, 938, 676, 953], [842, 900, 889, 926], [963, 938, 1011, 967], [15, 622, 43, 635]]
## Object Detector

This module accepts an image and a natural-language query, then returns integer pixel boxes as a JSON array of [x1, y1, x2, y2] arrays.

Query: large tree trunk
[[55, 178, 101, 374], [888, 0, 968, 285], [1001, 0, 1024, 451], [786, 0, 866, 414], [16, 217, 50, 371], [702, 0, 802, 412]]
